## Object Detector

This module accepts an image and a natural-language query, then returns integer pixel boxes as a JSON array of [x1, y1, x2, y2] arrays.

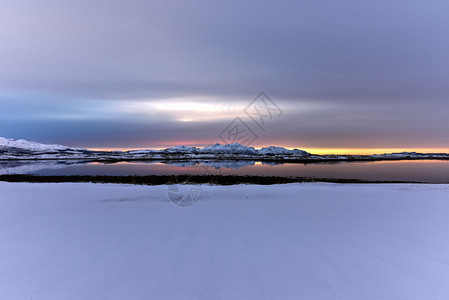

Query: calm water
[[1, 160, 449, 182]]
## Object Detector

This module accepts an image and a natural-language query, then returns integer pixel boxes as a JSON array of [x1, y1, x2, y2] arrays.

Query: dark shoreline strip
[[0, 175, 432, 185]]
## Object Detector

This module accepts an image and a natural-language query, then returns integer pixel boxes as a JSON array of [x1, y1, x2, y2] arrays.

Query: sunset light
[[2, 1, 449, 298]]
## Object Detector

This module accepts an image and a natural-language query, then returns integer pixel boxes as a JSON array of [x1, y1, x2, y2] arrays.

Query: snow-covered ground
[[0, 182, 449, 299]]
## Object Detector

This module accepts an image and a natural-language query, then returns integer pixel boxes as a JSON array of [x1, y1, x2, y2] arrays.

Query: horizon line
[[85, 146, 449, 155]]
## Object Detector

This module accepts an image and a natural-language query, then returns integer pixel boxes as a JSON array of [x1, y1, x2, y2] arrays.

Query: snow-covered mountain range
[[129, 143, 309, 155], [0, 137, 311, 159], [0, 137, 91, 157], [1, 137, 449, 161], [0, 137, 308, 155], [0, 137, 83, 152]]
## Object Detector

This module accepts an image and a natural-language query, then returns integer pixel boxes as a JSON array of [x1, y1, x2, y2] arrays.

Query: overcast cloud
[[1, 0, 449, 149]]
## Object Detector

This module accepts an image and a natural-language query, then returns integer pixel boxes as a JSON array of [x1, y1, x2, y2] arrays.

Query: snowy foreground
[[1, 183, 449, 299]]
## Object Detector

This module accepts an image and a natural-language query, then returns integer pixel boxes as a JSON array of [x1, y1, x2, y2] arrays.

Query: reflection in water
[[164, 160, 256, 169], [0, 159, 449, 183], [0, 160, 89, 175]]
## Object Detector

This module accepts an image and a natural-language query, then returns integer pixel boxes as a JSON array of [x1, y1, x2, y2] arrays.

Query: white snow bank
[[0, 182, 449, 299]]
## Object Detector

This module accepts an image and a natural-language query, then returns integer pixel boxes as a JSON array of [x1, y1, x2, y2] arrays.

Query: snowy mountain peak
[[165, 145, 198, 153], [199, 143, 257, 154], [258, 146, 309, 156], [0, 137, 83, 152]]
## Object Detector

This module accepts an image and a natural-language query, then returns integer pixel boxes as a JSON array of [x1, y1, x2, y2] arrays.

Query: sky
[[1, 0, 449, 153]]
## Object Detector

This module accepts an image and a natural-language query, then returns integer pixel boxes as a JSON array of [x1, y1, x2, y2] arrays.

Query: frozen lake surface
[[0, 182, 449, 299]]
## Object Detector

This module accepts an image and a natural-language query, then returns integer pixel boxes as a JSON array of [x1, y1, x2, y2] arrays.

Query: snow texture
[[0, 182, 449, 299]]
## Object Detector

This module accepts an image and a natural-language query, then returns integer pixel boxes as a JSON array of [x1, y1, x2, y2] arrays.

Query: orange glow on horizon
[[299, 148, 449, 155], [86, 146, 449, 155]]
